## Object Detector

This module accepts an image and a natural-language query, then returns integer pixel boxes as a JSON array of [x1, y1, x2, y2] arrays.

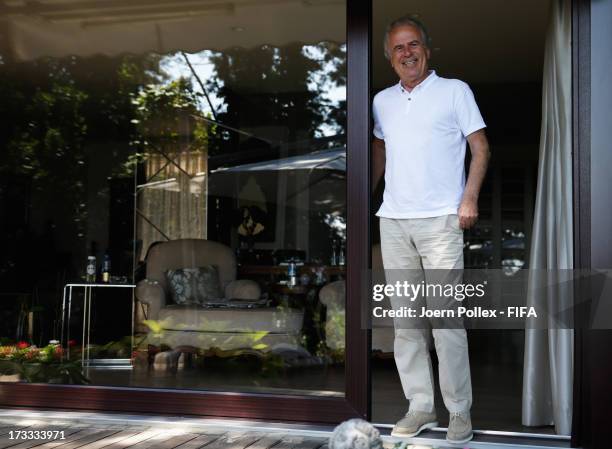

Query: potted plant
[[0, 341, 89, 384]]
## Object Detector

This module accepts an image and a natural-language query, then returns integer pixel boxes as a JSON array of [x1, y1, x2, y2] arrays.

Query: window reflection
[[0, 1, 346, 395]]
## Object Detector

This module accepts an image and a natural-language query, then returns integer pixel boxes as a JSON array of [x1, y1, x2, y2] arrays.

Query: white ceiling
[[372, 0, 551, 89]]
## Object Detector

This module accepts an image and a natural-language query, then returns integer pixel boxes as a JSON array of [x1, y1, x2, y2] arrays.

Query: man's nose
[[400, 46, 412, 57]]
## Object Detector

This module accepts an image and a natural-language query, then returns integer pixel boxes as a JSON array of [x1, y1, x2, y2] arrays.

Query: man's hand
[[458, 197, 478, 229]]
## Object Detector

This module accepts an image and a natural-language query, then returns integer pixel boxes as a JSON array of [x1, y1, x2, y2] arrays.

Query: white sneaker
[[391, 410, 438, 438], [446, 411, 473, 444]]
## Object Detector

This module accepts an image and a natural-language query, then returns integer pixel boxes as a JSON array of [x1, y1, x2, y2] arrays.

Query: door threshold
[[377, 426, 572, 449]]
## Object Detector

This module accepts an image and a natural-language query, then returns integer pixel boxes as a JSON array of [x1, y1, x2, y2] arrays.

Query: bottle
[[330, 240, 338, 266], [86, 256, 96, 283], [288, 261, 297, 287], [338, 242, 346, 266], [101, 253, 111, 283]]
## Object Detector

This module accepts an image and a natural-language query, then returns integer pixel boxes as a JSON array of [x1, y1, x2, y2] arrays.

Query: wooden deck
[[0, 423, 330, 449], [0, 409, 572, 449]]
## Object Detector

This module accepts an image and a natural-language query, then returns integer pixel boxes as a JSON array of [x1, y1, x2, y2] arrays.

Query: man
[[372, 16, 490, 445]]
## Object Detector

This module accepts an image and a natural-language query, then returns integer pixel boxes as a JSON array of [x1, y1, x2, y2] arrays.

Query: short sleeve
[[372, 97, 384, 139], [454, 83, 486, 137]]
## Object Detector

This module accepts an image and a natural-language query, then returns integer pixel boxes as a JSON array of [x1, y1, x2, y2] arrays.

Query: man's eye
[[409, 42, 420, 48]]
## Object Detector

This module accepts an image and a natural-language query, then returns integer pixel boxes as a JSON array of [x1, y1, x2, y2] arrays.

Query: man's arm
[[458, 129, 490, 229], [372, 137, 386, 193]]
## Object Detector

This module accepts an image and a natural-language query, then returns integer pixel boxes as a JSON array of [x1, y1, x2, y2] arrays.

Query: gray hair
[[383, 15, 431, 60]]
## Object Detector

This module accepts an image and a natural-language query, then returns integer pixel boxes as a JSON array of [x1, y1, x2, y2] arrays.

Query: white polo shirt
[[373, 71, 486, 218]]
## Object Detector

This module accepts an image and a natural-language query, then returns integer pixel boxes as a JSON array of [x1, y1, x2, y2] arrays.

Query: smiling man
[[372, 16, 490, 445]]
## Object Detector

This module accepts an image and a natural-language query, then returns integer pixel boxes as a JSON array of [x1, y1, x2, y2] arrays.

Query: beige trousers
[[380, 215, 472, 414]]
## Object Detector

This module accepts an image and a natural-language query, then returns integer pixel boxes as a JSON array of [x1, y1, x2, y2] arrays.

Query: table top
[[239, 265, 346, 275], [65, 283, 136, 288], [270, 284, 313, 295]]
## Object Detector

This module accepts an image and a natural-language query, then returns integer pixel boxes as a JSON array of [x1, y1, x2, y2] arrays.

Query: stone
[[329, 419, 383, 449]]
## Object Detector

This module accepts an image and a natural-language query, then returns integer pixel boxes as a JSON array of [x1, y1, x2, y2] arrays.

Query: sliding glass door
[[0, 0, 370, 422]]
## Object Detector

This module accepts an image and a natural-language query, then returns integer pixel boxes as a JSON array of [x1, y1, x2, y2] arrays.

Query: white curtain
[[138, 148, 207, 259], [522, 0, 573, 436]]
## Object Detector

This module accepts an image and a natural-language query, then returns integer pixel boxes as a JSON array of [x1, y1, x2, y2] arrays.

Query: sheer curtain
[[522, 0, 573, 436], [137, 147, 207, 260]]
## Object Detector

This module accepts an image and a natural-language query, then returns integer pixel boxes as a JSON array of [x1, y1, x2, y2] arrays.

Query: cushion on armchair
[[165, 265, 223, 306], [225, 279, 261, 300]]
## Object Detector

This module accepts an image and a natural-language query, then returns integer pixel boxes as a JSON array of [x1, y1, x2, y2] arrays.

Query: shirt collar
[[397, 70, 438, 94]]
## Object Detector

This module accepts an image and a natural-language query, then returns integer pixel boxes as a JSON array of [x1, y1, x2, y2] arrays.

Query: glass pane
[[0, 0, 346, 396]]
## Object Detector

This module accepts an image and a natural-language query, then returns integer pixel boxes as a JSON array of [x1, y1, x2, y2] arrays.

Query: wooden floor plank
[[202, 433, 263, 449], [171, 434, 224, 449], [3, 426, 86, 449], [24, 428, 98, 449], [243, 434, 285, 449], [130, 433, 199, 449], [0, 427, 35, 448], [0, 421, 329, 449], [98, 429, 161, 449], [71, 429, 146, 449], [35, 429, 122, 449], [0, 426, 31, 439], [272, 437, 327, 449]]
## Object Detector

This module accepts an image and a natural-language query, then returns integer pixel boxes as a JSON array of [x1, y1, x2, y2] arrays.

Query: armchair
[[136, 239, 304, 352], [319, 244, 394, 354]]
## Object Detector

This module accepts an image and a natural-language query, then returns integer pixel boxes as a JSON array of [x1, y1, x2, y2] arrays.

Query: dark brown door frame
[[0, 0, 372, 424], [571, 0, 590, 446], [572, 0, 612, 447]]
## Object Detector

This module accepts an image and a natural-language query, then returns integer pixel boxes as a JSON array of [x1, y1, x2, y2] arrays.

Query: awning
[[136, 147, 346, 193], [1, 0, 346, 62], [211, 148, 346, 174]]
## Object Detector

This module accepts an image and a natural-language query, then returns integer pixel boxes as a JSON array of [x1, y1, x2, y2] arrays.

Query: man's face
[[387, 25, 430, 86]]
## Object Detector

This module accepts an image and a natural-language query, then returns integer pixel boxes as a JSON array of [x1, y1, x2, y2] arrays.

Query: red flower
[[24, 348, 39, 359], [68, 340, 77, 347], [54, 346, 64, 358], [16, 341, 29, 349]]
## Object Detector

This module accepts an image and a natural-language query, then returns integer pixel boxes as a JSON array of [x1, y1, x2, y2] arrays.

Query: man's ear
[[425, 47, 431, 60]]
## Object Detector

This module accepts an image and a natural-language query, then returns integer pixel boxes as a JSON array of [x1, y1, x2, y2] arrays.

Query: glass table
[[61, 283, 136, 367]]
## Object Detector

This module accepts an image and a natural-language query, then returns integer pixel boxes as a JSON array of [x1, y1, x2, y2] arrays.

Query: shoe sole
[[446, 433, 474, 444], [391, 421, 438, 438]]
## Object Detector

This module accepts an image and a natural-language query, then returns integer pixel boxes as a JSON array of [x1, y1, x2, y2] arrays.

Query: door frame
[[571, 0, 590, 446], [0, 1, 607, 442], [571, 0, 612, 448]]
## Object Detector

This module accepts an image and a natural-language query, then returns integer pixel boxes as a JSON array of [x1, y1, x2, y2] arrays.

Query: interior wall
[[372, 0, 550, 90]]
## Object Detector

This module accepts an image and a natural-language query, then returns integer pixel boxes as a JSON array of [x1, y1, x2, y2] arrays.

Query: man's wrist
[[461, 193, 479, 204]]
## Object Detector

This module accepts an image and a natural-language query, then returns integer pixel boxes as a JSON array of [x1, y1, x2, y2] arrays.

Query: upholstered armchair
[[135, 239, 304, 352], [319, 244, 394, 353]]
